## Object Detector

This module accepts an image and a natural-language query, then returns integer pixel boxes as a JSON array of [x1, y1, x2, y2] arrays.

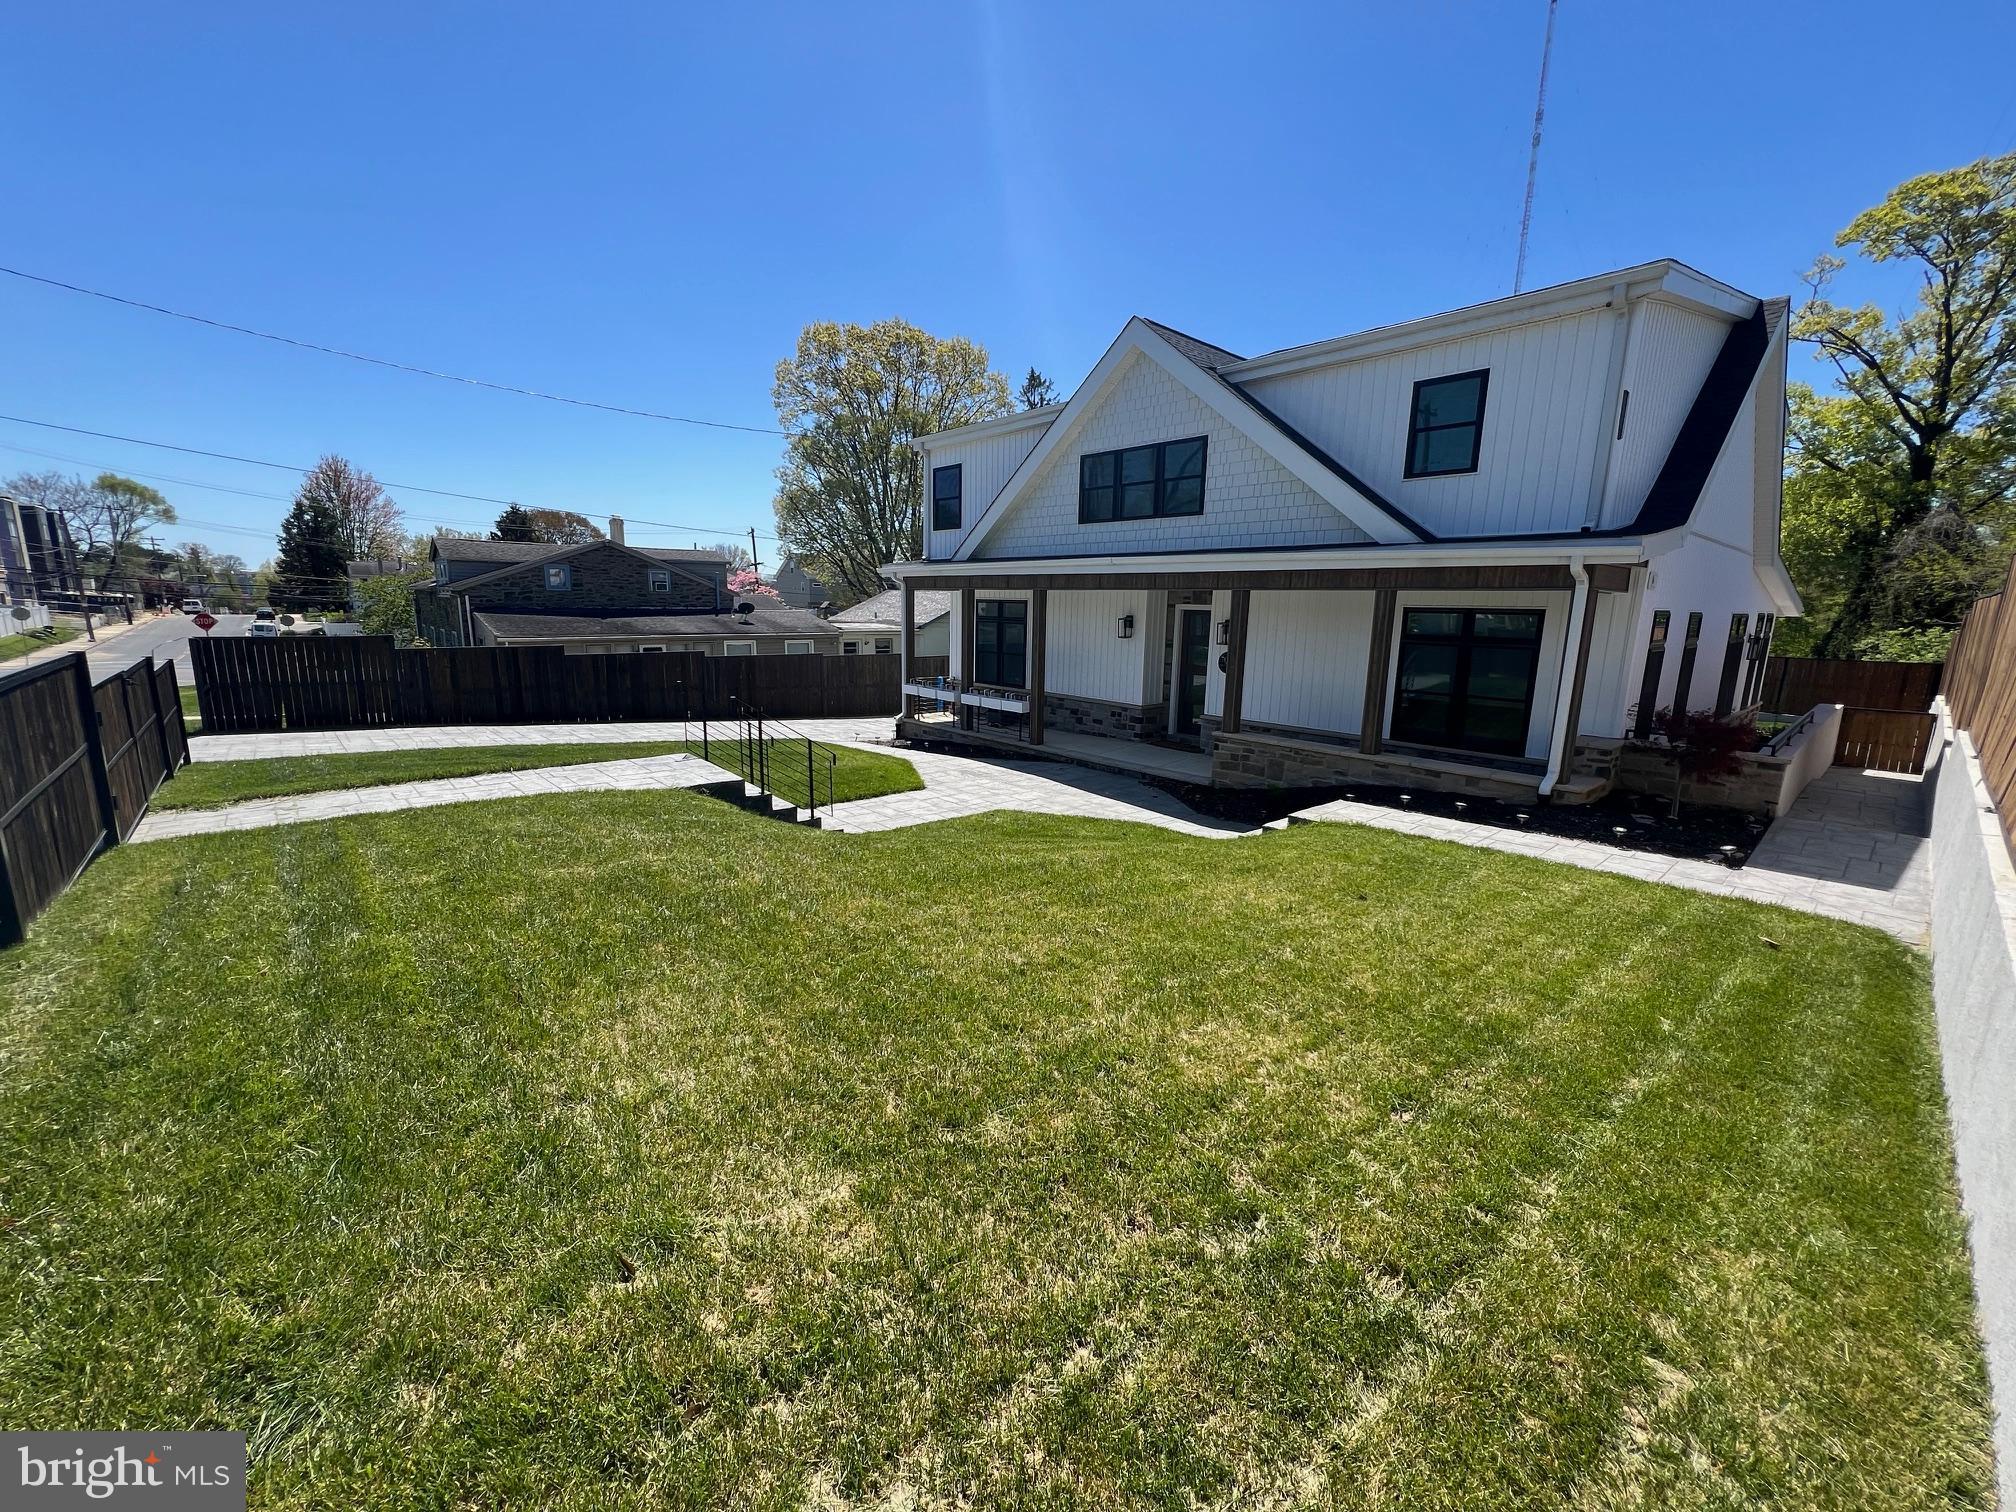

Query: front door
[[1174, 607, 1211, 739]]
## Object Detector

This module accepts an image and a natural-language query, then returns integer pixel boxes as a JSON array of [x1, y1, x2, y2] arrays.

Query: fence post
[[69, 654, 118, 854], [806, 737, 815, 818], [144, 653, 174, 778]]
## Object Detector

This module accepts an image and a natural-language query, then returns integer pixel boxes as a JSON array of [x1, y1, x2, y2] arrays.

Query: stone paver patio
[[169, 719, 1931, 940]]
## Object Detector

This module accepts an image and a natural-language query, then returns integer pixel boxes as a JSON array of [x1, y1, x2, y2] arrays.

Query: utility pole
[[747, 527, 763, 579]]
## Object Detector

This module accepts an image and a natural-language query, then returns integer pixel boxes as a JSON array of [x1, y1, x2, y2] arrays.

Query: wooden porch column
[[1552, 585, 1602, 783], [1027, 587, 1047, 746], [959, 589, 977, 731], [1219, 589, 1251, 735], [1359, 588, 1397, 754], [899, 582, 915, 717]]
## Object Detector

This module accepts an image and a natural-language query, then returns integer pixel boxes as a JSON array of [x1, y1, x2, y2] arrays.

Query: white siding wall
[[973, 354, 1371, 559], [1577, 585, 1638, 738], [1241, 590, 1375, 736], [1240, 307, 1620, 538], [1046, 589, 1156, 703], [1629, 537, 1775, 716], [924, 421, 1049, 561], [1599, 299, 1729, 528], [1686, 379, 1759, 548]]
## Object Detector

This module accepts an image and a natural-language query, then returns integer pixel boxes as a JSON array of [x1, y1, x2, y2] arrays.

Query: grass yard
[[155, 741, 923, 810], [0, 793, 1991, 1508], [0, 624, 81, 661]]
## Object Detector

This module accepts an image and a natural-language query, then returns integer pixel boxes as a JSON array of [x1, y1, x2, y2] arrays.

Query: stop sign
[[191, 611, 217, 633]]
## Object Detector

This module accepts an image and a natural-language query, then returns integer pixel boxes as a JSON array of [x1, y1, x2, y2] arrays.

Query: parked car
[[248, 620, 279, 638], [180, 598, 204, 614]]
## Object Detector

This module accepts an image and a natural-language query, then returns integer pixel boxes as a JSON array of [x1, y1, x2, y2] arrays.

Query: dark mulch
[[1151, 776, 1769, 865]]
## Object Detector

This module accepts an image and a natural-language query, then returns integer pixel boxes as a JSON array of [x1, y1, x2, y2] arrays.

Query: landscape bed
[[0, 791, 1992, 1508]]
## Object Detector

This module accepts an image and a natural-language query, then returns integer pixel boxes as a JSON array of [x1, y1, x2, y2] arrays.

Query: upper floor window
[[1078, 436, 1206, 524], [544, 564, 572, 591], [1405, 369, 1489, 478], [648, 567, 671, 591], [932, 465, 963, 531]]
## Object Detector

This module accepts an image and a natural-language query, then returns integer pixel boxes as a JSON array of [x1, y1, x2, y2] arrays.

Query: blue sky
[[5, 1, 2014, 567]]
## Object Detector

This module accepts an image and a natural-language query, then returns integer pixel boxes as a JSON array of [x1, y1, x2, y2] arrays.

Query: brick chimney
[[607, 515, 624, 545]]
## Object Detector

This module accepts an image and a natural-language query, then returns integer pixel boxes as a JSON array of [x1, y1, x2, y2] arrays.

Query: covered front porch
[[892, 549, 1642, 802]]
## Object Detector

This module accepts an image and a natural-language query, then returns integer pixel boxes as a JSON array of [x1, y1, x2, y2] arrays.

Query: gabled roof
[[430, 535, 727, 566], [827, 588, 951, 628], [439, 536, 722, 596], [952, 318, 1426, 556]]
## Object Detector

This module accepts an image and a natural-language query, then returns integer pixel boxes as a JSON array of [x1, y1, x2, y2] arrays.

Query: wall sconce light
[[1216, 618, 1232, 646], [1116, 613, 1135, 639]]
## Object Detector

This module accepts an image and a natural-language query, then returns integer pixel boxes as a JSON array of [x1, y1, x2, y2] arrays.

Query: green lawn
[[0, 624, 80, 661], [155, 741, 923, 811], [0, 795, 1990, 1508]]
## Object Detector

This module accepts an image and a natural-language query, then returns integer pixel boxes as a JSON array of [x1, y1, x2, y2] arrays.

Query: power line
[[0, 413, 781, 540], [0, 264, 785, 436]]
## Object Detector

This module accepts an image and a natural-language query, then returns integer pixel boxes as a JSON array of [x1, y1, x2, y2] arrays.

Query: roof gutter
[[1537, 555, 1589, 799]]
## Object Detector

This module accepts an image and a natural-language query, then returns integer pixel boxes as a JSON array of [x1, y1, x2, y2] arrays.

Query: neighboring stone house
[[412, 529, 837, 655], [826, 588, 950, 657]]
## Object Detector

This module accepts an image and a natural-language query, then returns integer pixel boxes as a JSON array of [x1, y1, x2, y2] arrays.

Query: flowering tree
[[727, 567, 782, 602]]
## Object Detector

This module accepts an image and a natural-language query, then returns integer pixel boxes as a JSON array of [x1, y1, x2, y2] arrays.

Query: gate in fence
[[0, 652, 190, 946]]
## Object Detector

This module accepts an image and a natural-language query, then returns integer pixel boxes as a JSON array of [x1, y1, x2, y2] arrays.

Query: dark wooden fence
[[191, 637, 903, 733], [1834, 708, 1938, 774], [1760, 656, 1943, 714], [1945, 558, 2016, 845], [0, 652, 189, 946]]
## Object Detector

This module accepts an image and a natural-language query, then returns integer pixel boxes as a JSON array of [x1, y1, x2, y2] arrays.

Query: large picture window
[[1078, 437, 1206, 523], [974, 599, 1027, 687], [1391, 607, 1543, 756], [1404, 369, 1489, 478], [932, 465, 963, 531]]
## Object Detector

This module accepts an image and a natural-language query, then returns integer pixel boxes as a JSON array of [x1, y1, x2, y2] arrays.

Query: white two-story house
[[888, 260, 1802, 801]]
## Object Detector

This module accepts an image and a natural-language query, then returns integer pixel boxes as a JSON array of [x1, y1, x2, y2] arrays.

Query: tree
[[297, 456, 402, 560], [272, 493, 349, 610], [771, 318, 1014, 600], [1019, 367, 1060, 409], [1636, 707, 1758, 818], [491, 504, 539, 542], [355, 569, 429, 644], [5, 470, 177, 581], [727, 566, 782, 602], [520, 508, 604, 544], [1787, 152, 2016, 655]]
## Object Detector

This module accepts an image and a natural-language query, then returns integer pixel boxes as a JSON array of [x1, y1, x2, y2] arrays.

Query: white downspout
[[1538, 556, 1590, 798]]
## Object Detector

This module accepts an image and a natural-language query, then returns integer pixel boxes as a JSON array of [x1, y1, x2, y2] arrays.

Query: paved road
[[3, 613, 256, 682]]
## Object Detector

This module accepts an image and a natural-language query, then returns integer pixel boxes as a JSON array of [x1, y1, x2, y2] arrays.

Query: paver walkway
[[174, 719, 1930, 939], [132, 753, 741, 844]]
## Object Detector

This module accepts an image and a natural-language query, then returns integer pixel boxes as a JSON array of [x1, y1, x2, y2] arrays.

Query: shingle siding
[[972, 353, 1372, 559]]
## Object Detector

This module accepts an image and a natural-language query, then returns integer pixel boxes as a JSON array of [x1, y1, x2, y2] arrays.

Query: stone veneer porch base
[[1209, 728, 1611, 804]]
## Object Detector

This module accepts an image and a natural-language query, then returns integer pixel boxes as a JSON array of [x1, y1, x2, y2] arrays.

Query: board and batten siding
[[972, 353, 1372, 560], [1597, 298, 1730, 528], [1239, 306, 1620, 539], [1240, 590, 1376, 736], [1046, 589, 1158, 704], [924, 420, 1050, 561]]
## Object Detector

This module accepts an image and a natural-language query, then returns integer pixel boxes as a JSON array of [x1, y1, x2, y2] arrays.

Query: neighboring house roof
[[472, 606, 838, 641], [429, 536, 728, 566], [438, 537, 726, 595], [347, 558, 419, 579], [827, 588, 951, 629]]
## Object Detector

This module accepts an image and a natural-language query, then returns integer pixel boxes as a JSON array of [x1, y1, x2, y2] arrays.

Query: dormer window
[[544, 564, 572, 591], [932, 465, 963, 531], [1405, 369, 1489, 478]]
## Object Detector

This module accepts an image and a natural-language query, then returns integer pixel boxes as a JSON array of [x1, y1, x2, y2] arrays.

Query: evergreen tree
[[491, 503, 538, 542], [272, 495, 348, 610], [1019, 367, 1060, 409]]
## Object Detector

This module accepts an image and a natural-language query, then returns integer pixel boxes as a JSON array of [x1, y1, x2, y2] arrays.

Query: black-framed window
[[1391, 607, 1544, 756], [1078, 436, 1206, 523], [974, 599, 1027, 687], [932, 465, 963, 531], [1404, 369, 1489, 478], [1713, 613, 1750, 716]]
